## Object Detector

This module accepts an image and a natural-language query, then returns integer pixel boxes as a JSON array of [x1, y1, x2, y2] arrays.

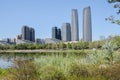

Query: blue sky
[[0, 0, 120, 41]]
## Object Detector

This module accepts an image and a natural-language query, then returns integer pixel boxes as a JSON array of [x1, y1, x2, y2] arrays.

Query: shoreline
[[0, 49, 64, 53], [0, 49, 84, 53]]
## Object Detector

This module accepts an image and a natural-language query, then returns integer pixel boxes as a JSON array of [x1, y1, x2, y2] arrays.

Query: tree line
[[0, 36, 120, 50]]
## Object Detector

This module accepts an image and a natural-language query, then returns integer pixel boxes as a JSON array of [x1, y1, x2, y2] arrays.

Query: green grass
[[0, 49, 120, 80], [0, 68, 8, 75]]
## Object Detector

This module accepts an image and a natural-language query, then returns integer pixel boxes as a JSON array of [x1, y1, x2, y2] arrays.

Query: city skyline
[[0, 0, 120, 41]]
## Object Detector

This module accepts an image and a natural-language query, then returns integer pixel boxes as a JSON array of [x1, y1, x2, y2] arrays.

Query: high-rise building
[[71, 9, 79, 41], [52, 26, 58, 39], [21, 26, 35, 42], [62, 23, 71, 42], [83, 6, 92, 42], [52, 26, 61, 40], [57, 28, 61, 40], [22, 26, 30, 41], [29, 28, 35, 42]]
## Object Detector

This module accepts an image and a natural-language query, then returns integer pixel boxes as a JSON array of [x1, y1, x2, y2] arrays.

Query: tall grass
[[1, 48, 120, 80]]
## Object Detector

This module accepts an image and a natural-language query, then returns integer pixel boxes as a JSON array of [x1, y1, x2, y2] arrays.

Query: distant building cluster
[[14, 26, 35, 44], [52, 6, 92, 42], [0, 6, 92, 45]]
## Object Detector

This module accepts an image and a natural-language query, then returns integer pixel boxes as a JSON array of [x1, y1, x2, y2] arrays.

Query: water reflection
[[0, 52, 72, 68], [0, 53, 36, 68], [0, 59, 12, 68]]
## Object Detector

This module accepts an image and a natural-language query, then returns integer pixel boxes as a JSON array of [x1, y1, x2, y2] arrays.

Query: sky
[[0, 0, 120, 41]]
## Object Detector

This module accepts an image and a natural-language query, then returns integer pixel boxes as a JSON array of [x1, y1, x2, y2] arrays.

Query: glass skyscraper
[[83, 6, 92, 42], [57, 28, 61, 40], [62, 23, 71, 42], [52, 26, 58, 39], [29, 28, 35, 42], [22, 26, 30, 41], [71, 9, 79, 41], [52, 26, 61, 40], [22, 26, 35, 42]]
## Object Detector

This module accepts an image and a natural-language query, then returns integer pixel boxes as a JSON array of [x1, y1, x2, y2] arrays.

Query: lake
[[0, 51, 87, 68], [0, 52, 68, 68], [0, 53, 40, 68]]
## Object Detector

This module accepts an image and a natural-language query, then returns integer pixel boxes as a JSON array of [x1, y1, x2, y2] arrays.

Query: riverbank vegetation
[[0, 36, 120, 51], [0, 41, 120, 80], [0, 36, 120, 80]]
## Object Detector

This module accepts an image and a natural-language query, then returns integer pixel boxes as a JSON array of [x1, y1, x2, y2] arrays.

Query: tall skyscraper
[[52, 26, 61, 40], [29, 28, 35, 42], [57, 28, 61, 40], [71, 9, 79, 41], [22, 26, 35, 42], [83, 6, 92, 42], [62, 23, 71, 42], [52, 26, 58, 39], [22, 26, 30, 41]]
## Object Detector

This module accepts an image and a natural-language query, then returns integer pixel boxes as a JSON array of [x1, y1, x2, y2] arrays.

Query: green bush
[[9, 59, 39, 80], [40, 65, 66, 80], [104, 63, 120, 80], [0, 68, 7, 75], [68, 63, 90, 77]]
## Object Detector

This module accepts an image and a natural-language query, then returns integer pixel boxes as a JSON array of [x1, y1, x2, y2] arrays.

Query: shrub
[[40, 65, 66, 80], [0, 68, 7, 75], [102, 41, 117, 62], [68, 63, 90, 77], [9, 59, 39, 80], [104, 63, 120, 80], [93, 63, 120, 80]]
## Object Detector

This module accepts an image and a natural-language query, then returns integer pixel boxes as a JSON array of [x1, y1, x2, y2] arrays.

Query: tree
[[112, 36, 120, 48], [67, 43, 72, 49], [106, 0, 120, 25]]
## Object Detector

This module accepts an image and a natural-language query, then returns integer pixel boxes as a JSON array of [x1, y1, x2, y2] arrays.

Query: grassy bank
[[0, 49, 120, 80], [0, 49, 96, 53]]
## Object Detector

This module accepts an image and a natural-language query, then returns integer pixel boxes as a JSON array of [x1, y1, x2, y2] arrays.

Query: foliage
[[89, 41, 104, 49], [0, 39, 120, 80], [0, 68, 8, 75], [0, 41, 89, 50], [112, 36, 120, 47], [106, 0, 120, 25], [40, 65, 66, 80], [67, 43, 72, 49], [68, 63, 90, 77], [104, 62, 120, 80], [102, 41, 117, 62], [0, 45, 10, 50], [9, 59, 39, 80], [1, 50, 120, 80]]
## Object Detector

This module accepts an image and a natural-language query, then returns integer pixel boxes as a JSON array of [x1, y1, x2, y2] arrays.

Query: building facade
[[83, 6, 92, 42], [57, 28, 61, 40], [52, 26, 61, 40], [62, 23, 71, 42], [29, 28, 35, 42], [71, 9, 79, 41], [21, 26, 35, 42], [22, 26, 30, 41], [52, 26, 58, 39]]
